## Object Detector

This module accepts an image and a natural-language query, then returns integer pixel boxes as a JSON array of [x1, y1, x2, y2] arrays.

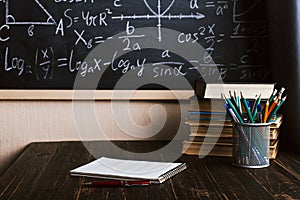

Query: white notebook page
[[70, 157, 185, 181]]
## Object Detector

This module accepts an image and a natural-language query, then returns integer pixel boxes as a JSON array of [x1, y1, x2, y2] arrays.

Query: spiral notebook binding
[[158, 163, 187, 183]]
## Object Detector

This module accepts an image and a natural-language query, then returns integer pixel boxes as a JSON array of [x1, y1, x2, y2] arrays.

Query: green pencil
[[252, 94, 262, 121], [267, 95, 287, 122], [241, 92, 254, 123], [222, 93, 244, 123], [268, 89, 277, 104]]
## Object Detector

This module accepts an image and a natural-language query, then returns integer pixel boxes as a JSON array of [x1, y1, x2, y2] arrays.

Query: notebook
[[70, 157, 187, 184]]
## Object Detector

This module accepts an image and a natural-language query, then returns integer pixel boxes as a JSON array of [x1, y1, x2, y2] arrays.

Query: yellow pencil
[[263, 100, 269, 123]]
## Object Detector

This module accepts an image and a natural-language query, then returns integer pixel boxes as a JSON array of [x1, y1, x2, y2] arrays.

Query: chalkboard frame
[[0, 90, 194, 100]]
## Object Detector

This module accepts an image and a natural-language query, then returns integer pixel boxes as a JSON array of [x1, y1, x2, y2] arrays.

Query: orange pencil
[[268, 96, 278, 116], [263, 100, 269, 123]]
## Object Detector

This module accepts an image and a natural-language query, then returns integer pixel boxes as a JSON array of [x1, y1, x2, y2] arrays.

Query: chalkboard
[[0, 0, 271, 89]]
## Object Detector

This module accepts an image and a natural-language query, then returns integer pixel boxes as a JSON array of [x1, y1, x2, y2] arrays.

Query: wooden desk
[[0, 141, 299, 200]]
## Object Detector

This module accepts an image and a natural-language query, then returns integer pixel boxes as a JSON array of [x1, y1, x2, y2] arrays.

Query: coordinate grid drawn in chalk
[[112, 0, 205, 42]]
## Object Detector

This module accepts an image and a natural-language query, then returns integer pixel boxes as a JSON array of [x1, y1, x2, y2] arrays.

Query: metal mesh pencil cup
[[232, 122, 270, 168]]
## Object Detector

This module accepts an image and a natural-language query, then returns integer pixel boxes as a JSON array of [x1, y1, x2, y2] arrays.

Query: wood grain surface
[[0, 141, 299, 200]]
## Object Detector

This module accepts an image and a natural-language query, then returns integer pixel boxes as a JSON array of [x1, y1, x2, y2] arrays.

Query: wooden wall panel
[[0, 100, 190, 175]]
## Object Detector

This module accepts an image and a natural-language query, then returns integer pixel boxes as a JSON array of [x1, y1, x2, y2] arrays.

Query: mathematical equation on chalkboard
[[0, 0, 271, 89]]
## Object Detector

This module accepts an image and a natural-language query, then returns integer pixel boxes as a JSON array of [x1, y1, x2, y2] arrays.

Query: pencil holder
[[232, 122, 270, 168]]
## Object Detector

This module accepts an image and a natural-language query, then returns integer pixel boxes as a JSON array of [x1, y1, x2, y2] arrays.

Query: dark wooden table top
[[0, 141, 299, 200]]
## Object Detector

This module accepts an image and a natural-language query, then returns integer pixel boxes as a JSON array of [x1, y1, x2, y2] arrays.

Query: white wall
[[0, 100, 190, 175]]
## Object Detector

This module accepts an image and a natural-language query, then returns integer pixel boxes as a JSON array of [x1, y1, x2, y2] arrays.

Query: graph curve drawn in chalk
[[232, 0, 267, 23], [112, 0, 205, 42]]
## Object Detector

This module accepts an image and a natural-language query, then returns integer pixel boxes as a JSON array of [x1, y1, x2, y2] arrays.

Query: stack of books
[[182, 82, 283, 159]]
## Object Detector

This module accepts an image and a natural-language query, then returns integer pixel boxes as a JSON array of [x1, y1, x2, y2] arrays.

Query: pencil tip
[[282, 95, 287, 100]]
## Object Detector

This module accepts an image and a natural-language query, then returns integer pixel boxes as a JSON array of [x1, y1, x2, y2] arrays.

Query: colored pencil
[[241, 92, 254, 123], [268, 96, 278, 116], [268, 89, 277, 104], [222, 93, 244, 123], [267, 95, 287, 122], [252, 94, 261, 121], [263, 100, 269, 123]]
